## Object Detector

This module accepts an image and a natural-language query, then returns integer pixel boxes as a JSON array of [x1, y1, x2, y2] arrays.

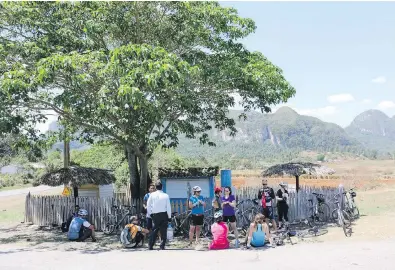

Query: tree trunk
[[139, 154, 148, 196], [63, 140, 70, 168], [126, 146, 140, 198]]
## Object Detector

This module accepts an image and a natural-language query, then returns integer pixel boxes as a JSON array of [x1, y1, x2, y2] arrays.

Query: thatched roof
[[158, 167, 219, 178], [262, 162, 335, 177], [40, 166, 116, 187]]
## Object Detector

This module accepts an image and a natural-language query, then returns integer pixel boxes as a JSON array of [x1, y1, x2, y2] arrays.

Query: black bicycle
[[343, 188, 359, 221], [308, 192, 331, 226], [170, 210, 191, 238], [103, 204, 135, 235]]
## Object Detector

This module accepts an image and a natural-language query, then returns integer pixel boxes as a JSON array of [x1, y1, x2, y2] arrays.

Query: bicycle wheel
[[352, 206, 360, 219], [298, 227, 328, 238], [339, 211, 352, 237], [103, 215, 116, 235], [317, 203, 330, 223]]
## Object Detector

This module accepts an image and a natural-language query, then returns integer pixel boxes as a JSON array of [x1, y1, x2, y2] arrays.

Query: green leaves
[[0, 2, 296, 192]]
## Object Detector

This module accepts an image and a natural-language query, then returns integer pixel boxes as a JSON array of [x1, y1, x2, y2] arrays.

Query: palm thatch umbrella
[[40, 166, 116, 198], [262, 162, 335, 192]]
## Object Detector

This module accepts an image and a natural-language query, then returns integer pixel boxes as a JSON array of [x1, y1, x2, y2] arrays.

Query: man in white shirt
[[146, 180, 172, 250]]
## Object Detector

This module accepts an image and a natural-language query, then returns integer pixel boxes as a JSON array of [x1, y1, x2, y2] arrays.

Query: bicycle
[[103, 204, 135, 235], [170, 210, 191, 238], [331, 193, 352, 237], [343, 188, 359, 221], [236, 199, 260, 236], [307, 192, 331, 226]]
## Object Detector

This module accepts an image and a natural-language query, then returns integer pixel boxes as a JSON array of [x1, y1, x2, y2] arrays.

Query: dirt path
[[0, 185, 62, 197], [1, 238, 395, 270]]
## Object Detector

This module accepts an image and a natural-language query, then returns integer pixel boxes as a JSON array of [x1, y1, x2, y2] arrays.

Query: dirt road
[[1, 238, 395, 270], [0, 185, 62, 198]]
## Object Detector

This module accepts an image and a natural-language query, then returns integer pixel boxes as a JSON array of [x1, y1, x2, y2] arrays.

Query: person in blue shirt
[[245, 213, 274, 249], [143, 184, 156, 231], [67, 209, 97, 242], [188, 186, 206, 245]]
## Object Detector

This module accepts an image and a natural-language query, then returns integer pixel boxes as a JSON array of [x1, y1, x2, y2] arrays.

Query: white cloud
[[296, 106, 338, 117], [371, 76, 386, 84], [377, 100, 395, 110], [327, 94, 355, 103], [361, 99, 372, 104]]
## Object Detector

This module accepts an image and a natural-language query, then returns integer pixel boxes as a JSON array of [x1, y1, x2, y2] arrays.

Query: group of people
[[64, 178, 289, 251]]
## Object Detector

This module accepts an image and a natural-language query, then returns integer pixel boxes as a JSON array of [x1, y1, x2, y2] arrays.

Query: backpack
[[120, 224, 144, 248]]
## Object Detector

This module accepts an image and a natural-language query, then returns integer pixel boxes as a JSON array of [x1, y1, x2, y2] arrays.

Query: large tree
[[0, 2, 295, 197]]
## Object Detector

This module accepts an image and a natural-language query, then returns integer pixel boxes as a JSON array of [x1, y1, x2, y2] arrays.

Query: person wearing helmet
[[212, 187, 222, 212], [276, 182, 289, 229], [188, 186, 206, 245], [67, 209, 97, 242], [208, 210, 229, 250]]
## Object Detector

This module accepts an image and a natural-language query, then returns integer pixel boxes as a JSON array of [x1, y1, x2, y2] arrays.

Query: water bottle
[[167, 223, 174, 242]]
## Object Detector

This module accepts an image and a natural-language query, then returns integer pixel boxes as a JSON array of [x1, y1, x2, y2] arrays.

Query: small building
[[159, 167, 219, 212], [40, 166, 116, 198]]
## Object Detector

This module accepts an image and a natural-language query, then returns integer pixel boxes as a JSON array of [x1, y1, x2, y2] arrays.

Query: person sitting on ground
[[120, 216, 150, 248], [67, 209, 97, 242], [245, 213, 274, 249], [62, 204, 80, 232], [212, 187, 222, 212], [208, 210, 229, 250]]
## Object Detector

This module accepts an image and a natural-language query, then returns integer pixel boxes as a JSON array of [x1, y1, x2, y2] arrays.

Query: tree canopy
[[0, 2, 295, 196]]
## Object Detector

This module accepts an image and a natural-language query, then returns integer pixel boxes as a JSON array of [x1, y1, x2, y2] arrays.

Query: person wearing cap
[[188, 186, 206, 245], [276, 182, 289, 229], [257, 178, 277, 231], [212, 187, 223, 212], [208, 210, 229, 250]]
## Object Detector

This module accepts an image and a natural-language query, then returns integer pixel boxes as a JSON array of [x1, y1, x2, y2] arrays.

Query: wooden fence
[[24, 185, 343, 231]]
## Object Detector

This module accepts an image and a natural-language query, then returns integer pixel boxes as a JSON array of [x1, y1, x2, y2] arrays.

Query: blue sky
[[36, 2, 395, 132], [224, 1, 395, 127]]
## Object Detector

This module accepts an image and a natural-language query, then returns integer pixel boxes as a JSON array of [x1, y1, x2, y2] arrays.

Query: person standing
[[146, 181, 171, 250], [212, 187, 222, 212], [189, 186, 206, 245], [276, 182, 289, 229], [222, 186, 239, 248], [257, 178, 277, 231], [143, 184, 156, 231]]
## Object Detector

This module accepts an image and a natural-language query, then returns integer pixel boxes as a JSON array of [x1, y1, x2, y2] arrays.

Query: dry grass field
[[221, 160, 395, 190]]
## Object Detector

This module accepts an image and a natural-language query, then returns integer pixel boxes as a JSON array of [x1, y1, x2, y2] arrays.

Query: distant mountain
[[176, 107, 365, 160], [345, 110, 395, 154]]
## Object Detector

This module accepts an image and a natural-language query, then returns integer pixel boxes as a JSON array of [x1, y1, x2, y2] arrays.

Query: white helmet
[[279, 182, 288, 187], [214, 210, 223, 220], [192, 186, 202, 192], [78, 209, 88, 216]]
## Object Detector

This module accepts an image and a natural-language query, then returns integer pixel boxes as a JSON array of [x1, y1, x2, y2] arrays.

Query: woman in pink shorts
[[208, 210, 229, 250]]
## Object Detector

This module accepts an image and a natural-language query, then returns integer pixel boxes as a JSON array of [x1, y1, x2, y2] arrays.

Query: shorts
[[262, 206, 274, 220], [146, 217, 153, 230], [223, 215, 236, 223], [191, 214, 204, 226]]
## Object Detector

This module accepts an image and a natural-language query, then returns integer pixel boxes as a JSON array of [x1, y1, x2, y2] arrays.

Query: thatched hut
[[40, 166, 116, 198], [262, 162, 335, 192]]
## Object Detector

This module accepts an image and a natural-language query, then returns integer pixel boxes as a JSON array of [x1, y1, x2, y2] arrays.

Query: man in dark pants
[[146, 181, 171, 250]]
